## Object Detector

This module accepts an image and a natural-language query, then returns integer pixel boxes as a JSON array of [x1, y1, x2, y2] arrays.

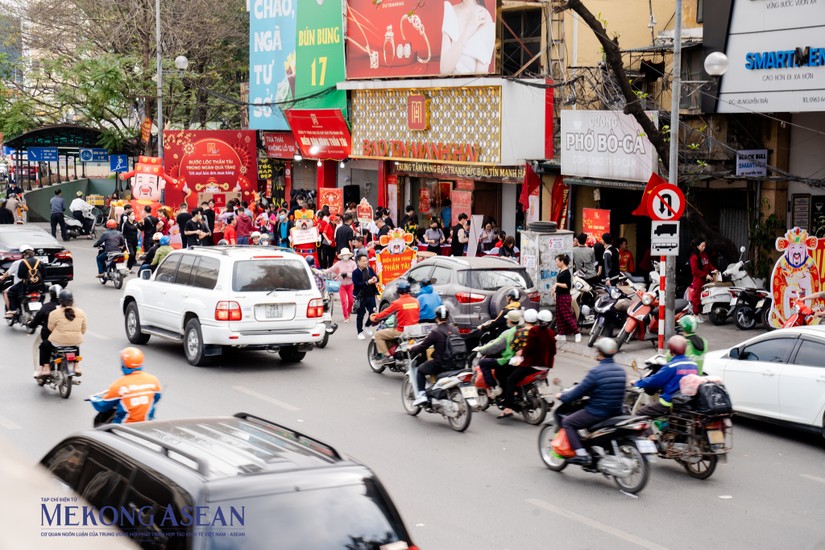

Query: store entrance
[[473, 181, 502, 226]]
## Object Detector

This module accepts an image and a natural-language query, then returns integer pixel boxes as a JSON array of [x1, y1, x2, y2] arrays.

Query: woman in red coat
[[689, 238, 715, 318]]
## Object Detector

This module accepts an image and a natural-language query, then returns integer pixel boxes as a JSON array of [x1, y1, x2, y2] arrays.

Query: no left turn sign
[[646, 183, 685, 221]]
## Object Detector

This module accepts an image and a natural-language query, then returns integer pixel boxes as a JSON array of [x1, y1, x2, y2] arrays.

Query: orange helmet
[[120, 347, 144, 373], [106, 219, 117, 229]]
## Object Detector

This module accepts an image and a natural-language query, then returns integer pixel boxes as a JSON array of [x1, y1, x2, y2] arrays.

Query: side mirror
[[728, 347, 740, 359], [140, 269, 152, 280]]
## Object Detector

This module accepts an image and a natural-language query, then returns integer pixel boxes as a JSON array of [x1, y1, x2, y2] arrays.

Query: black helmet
[[396, 279, 411, 294], [507, 288, 520, 301], [48, 284, 63, 301], [435, 305, 449, 321], [57, 289, 73, 306]]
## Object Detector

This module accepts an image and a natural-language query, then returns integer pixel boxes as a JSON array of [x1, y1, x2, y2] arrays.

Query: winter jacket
[[417, 284, 442, 320], [326, 259, 357, 286], [352, 266, 378, 298], [47, 306, 87, 346], [478, 326, 518, 366], [28, 300, 59, 341], [561, 358, 626, 417], [635, 354, 698, 406], [94, 230, 127, 254], [521, 325, 556, 369], [410, 322, 459, 367], [373, 294, 420, 331], [151, 246, 173, 267]]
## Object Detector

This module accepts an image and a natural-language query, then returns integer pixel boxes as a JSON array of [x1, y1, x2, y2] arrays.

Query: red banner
[[451, 190, 472, 226], [356, 198, 373, 226], [419, 188, 431, 216], [582, 208, 610, 241], [550, 175, 569, 229], [455, 179, 474, 191], [141, 117, 153, 144], [285, 109, 352, 160], [262, 132, 297, 159], [163, 130, 258, 208], [319, 188, 344, 216], [345, 0, 496, 79]]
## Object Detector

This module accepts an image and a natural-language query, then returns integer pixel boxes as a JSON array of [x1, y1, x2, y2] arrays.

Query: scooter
[[570, 272, 597, 328], [701, 246, 761, 325], [401, 360, 474, 432], [98, 250, 129, 289], [587, 285, 633, 347], [315, 289, 338, 348], [468, 354, 550, 424], [65, 208, 99, 240], [6, 288, 44, 331], [615, 289, 691, 351], [36, 342, 81, 399], [732, 290, 772, 330], [367, 317, 436, 374]]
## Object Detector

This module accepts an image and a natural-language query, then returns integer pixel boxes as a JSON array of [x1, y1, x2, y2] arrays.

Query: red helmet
[[106, 219, 117, 229], [667, 335, 688, 356], [120, 347, 144, 370]]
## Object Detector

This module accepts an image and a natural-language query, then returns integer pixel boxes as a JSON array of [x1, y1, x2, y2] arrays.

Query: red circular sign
[[645, 183, 685, 221]]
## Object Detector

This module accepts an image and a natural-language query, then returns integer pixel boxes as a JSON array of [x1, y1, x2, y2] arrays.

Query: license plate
[[707, 430, 725, 445], [265, 304, 283, 319], [635, 439, 658, 454], [702, 304, 711, 313], [756, 299, 765, 309], [460, 386, 477, 399], [29, 302, 42, 311], [36, 255, 48, 264], [730, 298, 737, 306]]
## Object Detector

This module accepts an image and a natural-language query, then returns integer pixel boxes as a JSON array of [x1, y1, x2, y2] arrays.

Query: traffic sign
[[109, 154, 128, 173], [28, 147, 58, 162], [646, 183, 685, 221], [79, 148, 109, 163], [651, 221, 680, 256]]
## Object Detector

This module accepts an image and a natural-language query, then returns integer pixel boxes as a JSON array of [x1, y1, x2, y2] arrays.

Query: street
[[1, 236, 823, 550]]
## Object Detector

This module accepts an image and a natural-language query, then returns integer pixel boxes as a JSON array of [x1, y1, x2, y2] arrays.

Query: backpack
[[692, 382, 733, 415], [23, 258, 41, 285], [442, 329, 468, 365]]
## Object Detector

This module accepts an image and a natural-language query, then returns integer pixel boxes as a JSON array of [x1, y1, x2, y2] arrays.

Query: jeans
[[339, 285, 354, 320], [562, 409, 605, 451], [138, 263, 153, 274], [478, 357, 500, 387], [50, 212, 67, 240], [356, 295, 376, 333], [416, 359, 446, 394], [96, 251, 108, 275], [237, 235, 249, 245]]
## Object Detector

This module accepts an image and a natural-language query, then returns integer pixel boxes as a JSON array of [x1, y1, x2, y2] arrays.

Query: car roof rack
[[234, 412, 341, 459], [188, 245, 297, 255], [96, 424, 211, 476]]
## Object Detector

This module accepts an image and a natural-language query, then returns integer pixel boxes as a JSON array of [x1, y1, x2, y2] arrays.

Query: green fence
[[22, 179, 118, 221]]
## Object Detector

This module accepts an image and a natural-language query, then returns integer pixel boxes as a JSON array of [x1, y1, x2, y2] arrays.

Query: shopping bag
[[551, 429, 576, 458]]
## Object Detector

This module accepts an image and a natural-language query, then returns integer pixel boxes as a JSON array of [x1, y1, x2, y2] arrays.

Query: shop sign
[[319, 187, 344, 216], [258, 158, 273, 180], [295, 0, 347, 111], [561, 110, 658, 183], [262, 132, 297, 158], [736, 149, 768, 177], [376, 229, 416, 287], [582, 208, 610, 241], [407, 94, 430, 131], [455, 179, 474, 191], [395, 161, 525, 183], [451, 190, 472, 226], [248, 0, 295, 130], [285, 109, 352, 160], [361, 140, 480, 163], [356, 197, 373, 226], [345, 0, 496, 79]]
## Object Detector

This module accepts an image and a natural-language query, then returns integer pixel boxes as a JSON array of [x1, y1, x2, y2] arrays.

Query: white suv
[[121, 246, 326, 365]]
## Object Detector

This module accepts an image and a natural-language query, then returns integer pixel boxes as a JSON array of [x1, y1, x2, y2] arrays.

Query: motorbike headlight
[[642, 293, 655, 306], [574, 281, 583, 291], [609, 287, 621, 300]]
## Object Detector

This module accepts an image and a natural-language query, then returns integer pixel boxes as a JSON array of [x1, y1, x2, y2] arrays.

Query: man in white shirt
[[69, 192, 94, 235]]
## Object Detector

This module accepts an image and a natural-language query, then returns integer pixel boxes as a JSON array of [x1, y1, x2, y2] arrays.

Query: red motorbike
[[782, 298, 819, 328], [468, 357, 550, 424], [615, 290, 691, 351]]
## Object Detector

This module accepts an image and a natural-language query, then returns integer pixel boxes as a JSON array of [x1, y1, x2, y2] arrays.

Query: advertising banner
[[291, 226, 320, 245], [561, 110, 658, 183], [163, 130, 258, 208], [736, 149, 768, 177], [451, 190, 472, 226], [582, 208, 610, 241], [768, 227, 825, 328], [550, 176, 570, 229], [249, 0, 296, 130], [318, 187, 344, 216], [295, 0, 347, 111], [356, 197, 373, 226], [285, 109, 352, 159], [345, 0, 496, 79], [262, 132, 297, 158], [376, 229, 416, 287], [418, 187, 431, 216]]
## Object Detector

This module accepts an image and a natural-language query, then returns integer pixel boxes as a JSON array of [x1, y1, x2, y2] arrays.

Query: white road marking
[[0, 415, 22, 430], [86, 330, 109, 340], [800, 474, 825, 485], [527, 498, 668, 550], [232, 385, 301, 412]]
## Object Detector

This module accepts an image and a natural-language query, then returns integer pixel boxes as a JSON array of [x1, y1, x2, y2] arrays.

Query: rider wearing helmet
[[45, 289, 87, 377], [5, 244, 45, 318], [93, 219, 127, 278], [408, 305, 461, 405], [138, 232, 163, 274], [89, 347, 162, 424], [150, 235, 174, 269], [556, 338, 627, 465], [250, 231, 262, 245], [28, 284, 62, 378], [464, 288, 521, 350], [306, 255, 326, 292], [634, 335, 699, 419], [537, 309, 553, 326], [69, 191, 94, 235], [370, 279, 421, 362], [415, 278, 442, 323], [476, 309, 523, 398], [1, 244, 28, 314], [677, 315, 707, 375]]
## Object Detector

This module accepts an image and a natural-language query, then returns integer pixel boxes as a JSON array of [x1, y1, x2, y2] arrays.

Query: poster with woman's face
[[345, 0, 496, 78]]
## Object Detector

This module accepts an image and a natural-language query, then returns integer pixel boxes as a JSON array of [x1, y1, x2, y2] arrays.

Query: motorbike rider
[[28, 284, 62, 378], [555, 338, 626, 465], [89, 347, 162, 424], [6, 244, 46, 318], [476, 309, 523, 398], [677, 315, 707, 375], [138, 232, 163, 273], [46, 289, 87, 376], [1, 247, 25, 313], [370, 279, 420, 363], [69, 191, 95, 235], [93, 219, 127, 278], [151, 236, 174, 269], [634, 335, 698, 419], [464, 288, 521, 350], [306, 256, 326, 293], [409, 305, 461, 405], [416, 278, 442, 323], [496, 309, 556, 419]]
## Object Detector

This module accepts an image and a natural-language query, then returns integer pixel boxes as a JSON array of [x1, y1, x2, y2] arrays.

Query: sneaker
[[567, 455, 592, 466], [413, 392, 428, 406], [357, 332, 366, 340], [555, 334, 567, 341], [696, 315, 705, 324], [95, 273, 105, 279], [574, 333, 582, 343], [344, 318, 350, 323]]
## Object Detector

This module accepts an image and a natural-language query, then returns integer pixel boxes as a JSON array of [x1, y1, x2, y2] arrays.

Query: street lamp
[[704, 51, 729, 77], [174, 55, 189, 71]]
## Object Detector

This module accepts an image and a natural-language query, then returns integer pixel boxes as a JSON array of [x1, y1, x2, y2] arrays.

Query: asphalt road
[[1, 236, 824, 550]]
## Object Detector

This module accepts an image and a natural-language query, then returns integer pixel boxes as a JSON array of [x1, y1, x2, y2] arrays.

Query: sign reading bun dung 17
[[294, 0, 347, 112]]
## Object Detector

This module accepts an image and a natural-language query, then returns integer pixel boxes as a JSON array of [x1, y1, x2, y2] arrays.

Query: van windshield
[[457, 269, 532, 291], [232, 260, 311, 292]]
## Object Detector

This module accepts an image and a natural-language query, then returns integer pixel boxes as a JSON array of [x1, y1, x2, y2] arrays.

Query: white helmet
[[18, 244, 33, 253], [595, 338, 619, 357], [250, 231, 262, 239], [523, 308, 538, 324], [537, 310, 553, 324]]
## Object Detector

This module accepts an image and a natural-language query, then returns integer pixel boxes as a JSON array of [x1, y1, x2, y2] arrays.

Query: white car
[[705, 326, 825, 435], [121, 246, 326, 365]]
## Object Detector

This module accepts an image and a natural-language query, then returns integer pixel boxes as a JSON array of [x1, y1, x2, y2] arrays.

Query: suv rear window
[[232, 259, 311, 292], [457, 269, 533, 290]]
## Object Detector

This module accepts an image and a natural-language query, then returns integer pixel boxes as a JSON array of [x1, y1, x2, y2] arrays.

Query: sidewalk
[[556, 319, 765, 368]]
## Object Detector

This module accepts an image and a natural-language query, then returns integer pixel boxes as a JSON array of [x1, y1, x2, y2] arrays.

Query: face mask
[[279, 214, 286, 221]]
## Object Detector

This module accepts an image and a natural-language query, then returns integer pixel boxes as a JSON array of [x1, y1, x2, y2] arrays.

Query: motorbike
[[98, 250, 129, 289], [367, 318, 436, 374], [732, 289, 772, 331], [782, 298, 820, 328], [615, 289, 691, 351], [587, 285, 633, 347], [84, 395, 117, 427], [626, 355, 733, 479], [701, 247, 762, 326], [537, 386, 656, 494], [65, 208, 100, 240], [401, 359, 474, 432], [315, 289, 338, 348], [467, 354, 550, 424], [570, 272, 597, 329], [35, 341, 81, 399], [6, 288, 44, 332]]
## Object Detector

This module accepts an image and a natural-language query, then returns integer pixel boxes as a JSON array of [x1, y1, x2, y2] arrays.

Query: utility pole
[[156, 0, 163, 161], [665, 0, 683, 341]]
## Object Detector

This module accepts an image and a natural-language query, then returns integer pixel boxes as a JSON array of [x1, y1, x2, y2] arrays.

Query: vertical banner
[[582, 208, 609, 240], [418, 187, 431, 217], [319, 187, 344, 216], [451, 190, 472, 226], [467, 214, 484, 258], [295, 0, 347, 112], [387, 178, 398, 225], [249, 1, 296, 130], [550, 175, 569, 229]]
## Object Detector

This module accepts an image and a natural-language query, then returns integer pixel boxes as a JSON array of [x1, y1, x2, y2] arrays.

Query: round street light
[[174, 55, 189, 71], [704, 51, 729, 77]]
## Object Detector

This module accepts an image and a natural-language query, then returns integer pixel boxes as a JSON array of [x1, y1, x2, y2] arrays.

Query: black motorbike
[[587, 285, 632, 347], [97, 249, 129, 289], [732, 289, 772, 331], [6, 287, 44, 332], [37, 345, 81, 399]]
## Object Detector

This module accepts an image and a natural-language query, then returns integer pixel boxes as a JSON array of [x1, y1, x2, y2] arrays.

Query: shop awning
[[563, 176, 645, 191], [284, 109, 352, 161]]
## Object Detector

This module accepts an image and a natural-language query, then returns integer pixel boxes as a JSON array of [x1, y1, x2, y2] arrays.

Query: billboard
[[249, 0, 296, 129], [294, 0, 347, 111], [163, 130, 258, 208], [345, 0, 496, 79]]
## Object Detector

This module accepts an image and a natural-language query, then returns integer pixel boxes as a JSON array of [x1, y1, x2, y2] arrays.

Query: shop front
[[340, 77, 549, 242], [260, 131, 298, 206]]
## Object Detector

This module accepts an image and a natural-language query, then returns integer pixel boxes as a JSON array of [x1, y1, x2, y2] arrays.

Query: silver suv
[[121, 246, 326, 365], [380, 256, 540, 331]]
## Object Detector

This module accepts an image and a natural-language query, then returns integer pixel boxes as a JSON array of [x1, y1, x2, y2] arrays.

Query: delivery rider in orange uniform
[[89, 347, 162, 424], [370, 279, 420, 362]]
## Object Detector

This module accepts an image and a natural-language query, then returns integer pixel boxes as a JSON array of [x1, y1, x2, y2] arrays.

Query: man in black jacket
[[335, 213, 355, 257], [450, 213, 469, 257], [138, 205, 158, 248], [28, 284, 62, 377], [602, 233, 620, 282], [409, 306, 460, 405], [94, 220, 127, 278]]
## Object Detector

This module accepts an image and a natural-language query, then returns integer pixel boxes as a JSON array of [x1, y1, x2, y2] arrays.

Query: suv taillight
[[215, 301, 242, 321], [55, 250, 72, 261], [527, 291, 540, 302], [307, 298, 324, 318], [455, 292, 485, 304]]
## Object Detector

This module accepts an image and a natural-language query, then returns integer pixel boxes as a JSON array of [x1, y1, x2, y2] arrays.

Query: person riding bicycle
[[409, 305, 461, 405], [89, 347, 162, 424], [93, 219, 127, 278], [370, 279, 420, 363], [416, 278, 442, 323], [464, 288, 521, 350], [634, 335, 698, 419], [6, 244, 45, 318], [677, 315, 707, 375], [28, 284, 62, 378]]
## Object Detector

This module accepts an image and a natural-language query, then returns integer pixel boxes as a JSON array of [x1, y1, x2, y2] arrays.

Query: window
[[42, 440, 88, 489], [458, 269, 533, 291], [680, 49, 703, 111], [741, 338, 797, 363], [75, 446, 134, 521], [407, 265, 433, 283], [154, 255, 180, 284], [431, 265, 453, 285], [792, 339, 825, 368], [191, 257, 220, 290], [121, 469, 191, 550], [174, 254, 197, 285], [501, 9, 543, 76], [233, 260, 311, 292]]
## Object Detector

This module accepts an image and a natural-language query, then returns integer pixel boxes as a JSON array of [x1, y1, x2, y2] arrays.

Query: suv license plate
[[265, 305, 283, 318], [635, 439, 658, 454]]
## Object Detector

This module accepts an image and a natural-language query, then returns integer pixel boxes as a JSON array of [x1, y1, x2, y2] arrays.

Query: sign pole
[[665, 0, 683, 344], [658, 256, 666, 354]]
